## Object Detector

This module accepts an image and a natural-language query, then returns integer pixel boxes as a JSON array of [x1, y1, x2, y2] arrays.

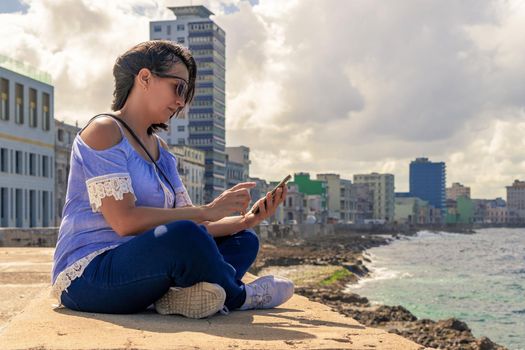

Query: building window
[[177, 24, 185, 31], [15, 188, 22, 227], [167, 25, 171, 35], [177, 125, 185, 132], [57, 129, 64, 142], [42, 155, 49, 177], [29, 153, 36, 176], [153, 24, 161, 32], [0, 78, 8, 121], [29, 189, 36, 227], [42, 92, 50, 130], [177, 138, 185, 145], [42, 190, 49, 226], [29, 88, 37, 127], [177, 37, 185, 44], [0, 148, 8, 172], [0, 187, 8, 226], [15, 151, 23, 174], [15, 83, 24, 124]]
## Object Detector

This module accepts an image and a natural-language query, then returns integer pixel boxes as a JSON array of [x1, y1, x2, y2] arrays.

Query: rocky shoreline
[[250, 232, 507, 350]]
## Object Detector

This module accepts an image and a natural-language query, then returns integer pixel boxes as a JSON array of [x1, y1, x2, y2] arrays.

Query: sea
[[348, 228, 525, 350]]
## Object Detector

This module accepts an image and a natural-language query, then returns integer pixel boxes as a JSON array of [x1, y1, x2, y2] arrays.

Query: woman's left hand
[[242, 185, 288, 228]]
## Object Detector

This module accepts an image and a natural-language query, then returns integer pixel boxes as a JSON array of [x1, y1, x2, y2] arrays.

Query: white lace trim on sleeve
[[175, 185, 193, 207], [86, 173, 137, 212], [50, 245, 119, 305]]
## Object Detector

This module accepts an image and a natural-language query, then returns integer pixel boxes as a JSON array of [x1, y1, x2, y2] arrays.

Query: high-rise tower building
[[409, 157, 446, 215], [150, 5, 226, 202]]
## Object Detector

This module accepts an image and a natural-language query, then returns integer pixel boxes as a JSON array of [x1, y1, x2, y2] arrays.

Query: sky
[[1, 0, 524, 198]]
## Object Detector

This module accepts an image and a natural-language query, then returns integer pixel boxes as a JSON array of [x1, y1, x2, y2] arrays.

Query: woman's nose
[[175, 95, 185, 108]]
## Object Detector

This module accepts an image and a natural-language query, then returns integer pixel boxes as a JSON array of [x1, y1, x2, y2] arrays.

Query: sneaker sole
[[154, 282, 226, 319]]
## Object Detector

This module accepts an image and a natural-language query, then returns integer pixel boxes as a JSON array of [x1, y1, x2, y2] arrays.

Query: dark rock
[[375, 305, 417, 322], [439, 318, 471, 332], [477, 336, 500, 350], [344, 263, 368, 277]]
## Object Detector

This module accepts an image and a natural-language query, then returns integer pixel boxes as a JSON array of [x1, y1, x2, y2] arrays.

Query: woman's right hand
[[203, 182, 256, 222]]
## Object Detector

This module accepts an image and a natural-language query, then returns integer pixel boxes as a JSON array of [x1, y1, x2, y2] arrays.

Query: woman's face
[[146, 62, 190, 123]]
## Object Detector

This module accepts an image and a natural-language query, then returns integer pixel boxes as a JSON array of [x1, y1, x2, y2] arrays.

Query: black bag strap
[[81, 113, 177, 208]]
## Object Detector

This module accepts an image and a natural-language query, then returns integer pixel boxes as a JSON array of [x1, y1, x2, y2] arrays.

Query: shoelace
[[248, 282, 272, 309]]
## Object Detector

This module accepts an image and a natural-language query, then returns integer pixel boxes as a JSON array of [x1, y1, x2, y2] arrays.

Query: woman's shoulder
[[156, 134, 170, 151], [79, 116, 123, 151]]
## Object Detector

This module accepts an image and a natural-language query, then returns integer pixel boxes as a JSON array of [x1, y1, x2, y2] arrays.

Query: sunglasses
[[151, 71, 189, 100]]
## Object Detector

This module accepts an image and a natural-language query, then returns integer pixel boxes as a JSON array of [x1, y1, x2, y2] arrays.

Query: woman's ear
[[136, 68, 152, 90]]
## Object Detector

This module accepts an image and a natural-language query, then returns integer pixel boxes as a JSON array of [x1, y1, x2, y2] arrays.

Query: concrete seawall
[[0, 227, 58, 247], [0, 223, 481, 248]]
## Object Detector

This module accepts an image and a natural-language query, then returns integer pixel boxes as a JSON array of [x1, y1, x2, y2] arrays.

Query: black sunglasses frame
[[150, 70, 189, 100]]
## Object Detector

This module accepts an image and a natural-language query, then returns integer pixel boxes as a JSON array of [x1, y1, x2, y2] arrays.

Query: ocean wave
[[346, 264, 413, 291], [415, 230, 463, 239]]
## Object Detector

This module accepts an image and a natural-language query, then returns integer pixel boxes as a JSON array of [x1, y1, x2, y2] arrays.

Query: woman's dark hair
[[111, 40, 197, 135]]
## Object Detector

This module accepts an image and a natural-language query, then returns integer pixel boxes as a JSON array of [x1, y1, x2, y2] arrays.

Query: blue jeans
[[60, 220, 259, 314]]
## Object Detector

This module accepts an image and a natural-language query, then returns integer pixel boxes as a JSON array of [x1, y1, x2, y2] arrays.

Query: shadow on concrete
[[52, 306, 363, 341]]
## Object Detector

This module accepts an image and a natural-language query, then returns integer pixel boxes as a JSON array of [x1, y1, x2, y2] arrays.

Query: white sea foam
[[345, 255, 412, 292], [345, 266, 399, 291]]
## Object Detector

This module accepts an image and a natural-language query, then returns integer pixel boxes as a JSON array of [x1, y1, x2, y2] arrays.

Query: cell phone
[[251, 174, 292, 215]]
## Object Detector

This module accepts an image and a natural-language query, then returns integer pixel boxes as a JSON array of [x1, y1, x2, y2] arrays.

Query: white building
[[248, 176, 269, 210], [282, 183, 305, 224], [170, 145, 205, 205], [55, 119, 80, 226], [0, 56, 55, 227], [353, 172, 395, 222]]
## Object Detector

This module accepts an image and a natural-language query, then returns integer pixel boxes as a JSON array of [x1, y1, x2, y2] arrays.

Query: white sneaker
[[239, 275, 294, 310], [154, 282, 226, 319]]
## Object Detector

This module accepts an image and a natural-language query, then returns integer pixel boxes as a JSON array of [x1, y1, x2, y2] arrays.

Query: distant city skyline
[[1, 0, 524, 198]]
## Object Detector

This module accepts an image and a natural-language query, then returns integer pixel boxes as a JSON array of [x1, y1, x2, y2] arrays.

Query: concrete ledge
[[0, 228, 58, 247], [0, 286, 423, 350]]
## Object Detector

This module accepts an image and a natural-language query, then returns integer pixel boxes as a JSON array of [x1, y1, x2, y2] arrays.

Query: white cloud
[[1, 0, 524, 198]]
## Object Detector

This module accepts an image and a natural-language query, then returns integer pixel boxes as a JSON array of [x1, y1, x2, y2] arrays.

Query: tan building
[[339, 179, 352, 223], [316, 173, 341, 222], [506, 180, 525, 222], [170, 145, 205, 205], [446, 182, 471, 200], [486, 206, 512, 224], [353, 173, 395, 222], [225, 146, 250, 175], [54, 119, 80, 226]]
